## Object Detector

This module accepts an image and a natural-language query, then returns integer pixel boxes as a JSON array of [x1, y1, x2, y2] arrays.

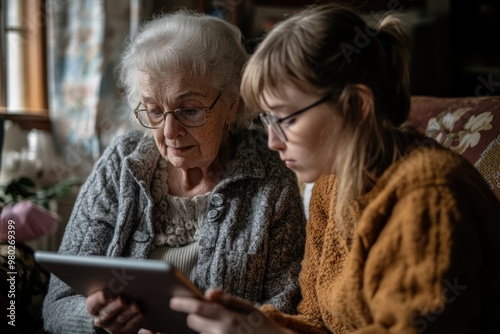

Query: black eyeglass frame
[[259, 93, 333, 142], [133, 93, 222, 129]]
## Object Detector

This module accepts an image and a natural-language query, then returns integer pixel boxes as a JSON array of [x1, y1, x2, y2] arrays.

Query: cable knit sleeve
[[266, 148, 500, 333], [258, 176, 306, 314], [353, 182, 490, 333], [42, 142, 122, 334]]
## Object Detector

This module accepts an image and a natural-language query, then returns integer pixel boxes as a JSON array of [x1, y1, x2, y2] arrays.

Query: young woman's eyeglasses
[[259, 94, 332, 142], [134, 93, 221, 129]]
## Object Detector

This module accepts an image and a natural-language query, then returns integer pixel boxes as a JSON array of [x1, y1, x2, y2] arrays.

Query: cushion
[[408, 96, 500, 199]]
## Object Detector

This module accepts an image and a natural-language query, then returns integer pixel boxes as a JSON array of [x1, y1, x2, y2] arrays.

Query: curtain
[[46, 0, 148, 180]]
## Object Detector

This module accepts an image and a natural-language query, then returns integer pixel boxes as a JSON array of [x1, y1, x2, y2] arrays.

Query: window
[[0, 0, 48, 115]]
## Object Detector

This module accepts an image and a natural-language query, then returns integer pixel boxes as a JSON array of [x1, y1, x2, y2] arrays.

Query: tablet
[[34, 251, 203, 333]]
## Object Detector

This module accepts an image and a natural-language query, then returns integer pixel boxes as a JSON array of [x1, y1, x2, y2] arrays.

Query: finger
[[94, 296, 129, 328], [205, 289, 256, 314], [186, 311, 251, 334], [170, 296, 209, 314], [138, 329, 165, 334], [113, 309, 144, 333], [113, 302, 142, 328], [172, 295, 244, 322], [137, 329, 154, 334], [86, 290, 110, 316]]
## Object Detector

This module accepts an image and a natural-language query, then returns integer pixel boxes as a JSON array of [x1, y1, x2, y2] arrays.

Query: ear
[[226, 97, 240, 127], [351, 84, 374, 122], [338, 84, 374, 123]]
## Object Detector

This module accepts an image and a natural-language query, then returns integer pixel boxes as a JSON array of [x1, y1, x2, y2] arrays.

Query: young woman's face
[[261, 85, 343, 183], [139, 73, 234, 171]]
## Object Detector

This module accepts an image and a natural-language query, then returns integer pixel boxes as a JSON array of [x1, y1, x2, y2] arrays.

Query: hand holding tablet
[[35, 251, 203, 333]]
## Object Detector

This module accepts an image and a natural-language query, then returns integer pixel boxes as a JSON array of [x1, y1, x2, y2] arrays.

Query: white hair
[[116, 9, 252, 131]]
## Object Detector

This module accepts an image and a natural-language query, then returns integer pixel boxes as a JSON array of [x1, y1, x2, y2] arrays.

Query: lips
[[168, 145, 193, 154]]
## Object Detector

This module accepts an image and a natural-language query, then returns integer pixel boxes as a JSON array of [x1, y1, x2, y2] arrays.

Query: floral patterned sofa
[[408, 95, 500, 200]]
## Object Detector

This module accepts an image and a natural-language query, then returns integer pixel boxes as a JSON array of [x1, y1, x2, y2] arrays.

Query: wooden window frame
[[0, 0, 48, 117]]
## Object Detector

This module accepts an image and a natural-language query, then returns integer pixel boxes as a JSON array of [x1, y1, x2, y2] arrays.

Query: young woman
[[169, 3, 500, 333]]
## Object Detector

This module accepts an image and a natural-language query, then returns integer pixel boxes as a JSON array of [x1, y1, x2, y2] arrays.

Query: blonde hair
[[241, 3, 413, 220]]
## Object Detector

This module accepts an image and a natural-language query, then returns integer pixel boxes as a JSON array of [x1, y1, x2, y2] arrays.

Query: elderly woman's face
[[139, 73, 235, 171]]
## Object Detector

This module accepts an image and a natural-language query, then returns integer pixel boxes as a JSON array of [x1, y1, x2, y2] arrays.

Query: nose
[[163, 113, 185, 139], [267, 125, 286, 151]]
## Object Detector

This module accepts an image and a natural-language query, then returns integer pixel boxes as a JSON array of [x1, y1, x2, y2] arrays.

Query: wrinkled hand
[[86, 290, 145, 334], [170, 289, 295, 334]]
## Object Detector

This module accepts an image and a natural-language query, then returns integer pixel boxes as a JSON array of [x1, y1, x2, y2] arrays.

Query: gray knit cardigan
[[43, 129, 306, 333]]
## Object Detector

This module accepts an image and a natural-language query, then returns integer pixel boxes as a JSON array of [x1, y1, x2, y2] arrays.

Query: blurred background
[[0, 0, 499, 249]]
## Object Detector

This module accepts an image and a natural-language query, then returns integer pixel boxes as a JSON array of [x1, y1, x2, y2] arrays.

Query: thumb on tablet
[[205, 289, 256, 314]]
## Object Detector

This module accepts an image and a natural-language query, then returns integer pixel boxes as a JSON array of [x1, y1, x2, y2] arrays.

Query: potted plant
[[0, 176, 80, 243]]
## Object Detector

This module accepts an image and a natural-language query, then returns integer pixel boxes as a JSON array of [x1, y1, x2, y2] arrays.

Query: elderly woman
[[42, 10, 306, 334]]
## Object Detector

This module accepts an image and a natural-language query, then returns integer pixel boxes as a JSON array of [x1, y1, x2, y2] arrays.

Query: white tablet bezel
[[35, 251, 203, 333]]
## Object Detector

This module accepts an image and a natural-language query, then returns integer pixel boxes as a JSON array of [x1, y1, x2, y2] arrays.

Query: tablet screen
[[35, 251, 203, 333]]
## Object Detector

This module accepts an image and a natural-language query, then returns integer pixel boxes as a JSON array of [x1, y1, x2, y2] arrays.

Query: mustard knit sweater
[[262, 146, 500, 333]]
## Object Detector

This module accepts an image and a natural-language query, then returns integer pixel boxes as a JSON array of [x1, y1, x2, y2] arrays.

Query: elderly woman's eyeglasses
[[259, 94, 332, 142], [134, 93, 222, 129]]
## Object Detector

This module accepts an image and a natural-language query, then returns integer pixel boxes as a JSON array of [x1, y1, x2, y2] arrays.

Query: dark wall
[[450, 1, 500, 97]]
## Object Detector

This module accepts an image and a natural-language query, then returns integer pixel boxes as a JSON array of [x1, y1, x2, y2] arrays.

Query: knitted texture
[[43, 129, 306, 333], [151, 160, 210, 247], [262, 145, 500, 333]]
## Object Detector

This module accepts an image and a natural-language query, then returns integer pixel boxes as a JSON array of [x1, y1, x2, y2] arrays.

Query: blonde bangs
[[241, 23, 310, 113], [240, 55, 266, 111]]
